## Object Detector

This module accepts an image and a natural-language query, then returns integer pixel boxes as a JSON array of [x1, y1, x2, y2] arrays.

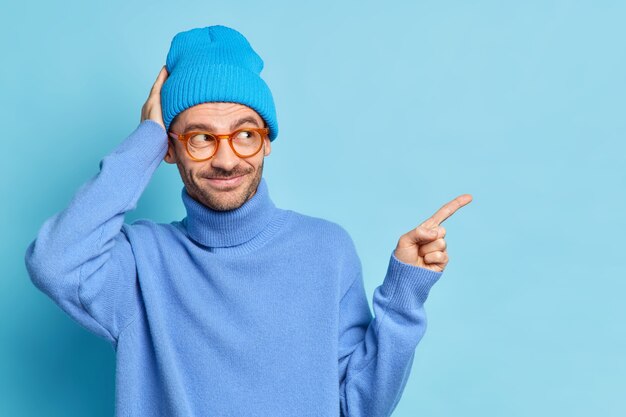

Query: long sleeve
[[338, 248, 443, 417], [24, 120, 168, 347]]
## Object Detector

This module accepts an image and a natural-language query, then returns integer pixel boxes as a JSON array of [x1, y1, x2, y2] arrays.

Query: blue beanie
[[161, 25, 279, 141]]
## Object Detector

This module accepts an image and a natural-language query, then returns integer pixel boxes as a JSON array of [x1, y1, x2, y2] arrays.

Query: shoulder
[[283, 209, 358, 253], [284, 210, 362, 291], [286, 209, 352, 236]]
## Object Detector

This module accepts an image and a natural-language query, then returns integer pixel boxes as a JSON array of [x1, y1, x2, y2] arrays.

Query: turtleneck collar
[[181, 177, 279, 248]]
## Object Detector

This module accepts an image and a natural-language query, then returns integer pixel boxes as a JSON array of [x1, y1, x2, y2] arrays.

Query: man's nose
[[210, 137, 240, 171]]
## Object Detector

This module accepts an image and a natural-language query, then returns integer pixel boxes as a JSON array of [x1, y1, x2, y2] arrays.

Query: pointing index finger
[[423, 194, 473, 228]]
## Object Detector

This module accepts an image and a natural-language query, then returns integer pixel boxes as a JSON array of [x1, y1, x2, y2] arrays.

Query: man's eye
[[190, 134, 214, 145], [237, 131, 252, 139]]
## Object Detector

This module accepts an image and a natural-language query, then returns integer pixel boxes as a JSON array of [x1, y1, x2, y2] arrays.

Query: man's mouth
[[203, 174, 246, 188]]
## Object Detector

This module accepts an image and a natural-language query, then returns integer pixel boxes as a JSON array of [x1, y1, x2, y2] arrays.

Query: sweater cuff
[[380, 249, 443, 310]]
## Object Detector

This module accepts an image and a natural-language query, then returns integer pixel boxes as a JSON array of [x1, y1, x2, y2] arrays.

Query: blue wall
[[2, 1, 625, 416]]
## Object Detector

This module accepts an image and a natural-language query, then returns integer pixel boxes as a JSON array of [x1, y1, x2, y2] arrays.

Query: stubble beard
[[181, 158, 264, 212]]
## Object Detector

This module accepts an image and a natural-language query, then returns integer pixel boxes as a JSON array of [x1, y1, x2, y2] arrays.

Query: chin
[[187, 164, 263, 211], [199, 180, 257, 211], [207, 195, 248, 211]]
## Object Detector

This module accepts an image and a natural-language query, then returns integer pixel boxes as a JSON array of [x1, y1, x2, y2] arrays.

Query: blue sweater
[[24, 120, 443, 417]]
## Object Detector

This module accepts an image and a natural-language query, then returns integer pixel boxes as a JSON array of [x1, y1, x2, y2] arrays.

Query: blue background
[[2, 1, 625, 416]]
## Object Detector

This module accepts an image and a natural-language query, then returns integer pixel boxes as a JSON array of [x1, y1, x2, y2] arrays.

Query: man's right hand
[[141, 65, 169, 130]]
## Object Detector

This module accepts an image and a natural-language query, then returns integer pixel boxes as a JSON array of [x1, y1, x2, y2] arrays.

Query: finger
[[423, 250, 448, 265], [427, 225, 446, 239], [150, 66, 169, 95], [418, 238, 446, 256], [410, 226, 440, 245], [423, 194, 473, 228]]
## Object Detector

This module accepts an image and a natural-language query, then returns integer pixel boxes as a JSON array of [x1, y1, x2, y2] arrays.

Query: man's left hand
[[394, 194, 473, 273]]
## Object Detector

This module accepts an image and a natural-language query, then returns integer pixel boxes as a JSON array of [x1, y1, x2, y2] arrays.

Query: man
[[24, 25, 472, 417]]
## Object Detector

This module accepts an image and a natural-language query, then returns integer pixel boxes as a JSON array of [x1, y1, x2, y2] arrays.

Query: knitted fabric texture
[[24, 121, 444, 416], [161, 25, 279, 141]]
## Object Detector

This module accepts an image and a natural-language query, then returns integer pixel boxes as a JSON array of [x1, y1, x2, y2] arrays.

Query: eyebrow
[[183, 116, 261, 132]]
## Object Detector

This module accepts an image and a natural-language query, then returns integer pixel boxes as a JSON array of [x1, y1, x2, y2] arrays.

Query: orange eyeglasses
[[167, 127, 269, 161]]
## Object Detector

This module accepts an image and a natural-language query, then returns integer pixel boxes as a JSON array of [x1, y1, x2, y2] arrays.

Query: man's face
[[164, 102, 271, 211]]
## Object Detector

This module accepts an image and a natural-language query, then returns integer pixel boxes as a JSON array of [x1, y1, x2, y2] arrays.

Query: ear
[[263, 137, 271, 157], [164, 138, 177, 164]]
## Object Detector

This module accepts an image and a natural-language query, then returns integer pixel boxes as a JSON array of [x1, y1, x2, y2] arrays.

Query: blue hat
[[161, 25, 279, 141]]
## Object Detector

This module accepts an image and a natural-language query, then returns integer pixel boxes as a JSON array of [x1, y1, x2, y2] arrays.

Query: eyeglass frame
[[167, 127, 270, 162]]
